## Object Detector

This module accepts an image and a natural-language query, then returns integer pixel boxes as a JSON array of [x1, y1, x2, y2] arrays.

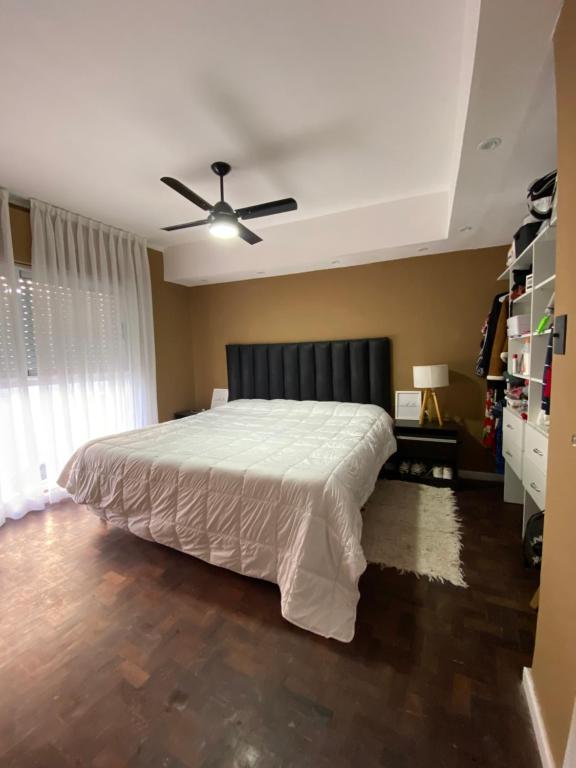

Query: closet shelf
[[511, 291, 532, 304], [498, 202, 556, 537], [533, 274, 555, 291], [497, 221, 555, 279]]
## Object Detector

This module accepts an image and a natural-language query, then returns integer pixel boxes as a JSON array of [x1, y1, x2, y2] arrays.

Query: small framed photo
[[210, 388, 229, 409], [395, 390, 421, 421]]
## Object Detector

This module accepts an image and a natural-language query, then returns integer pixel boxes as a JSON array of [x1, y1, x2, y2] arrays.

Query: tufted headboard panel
[[226, 337, 391, 413]]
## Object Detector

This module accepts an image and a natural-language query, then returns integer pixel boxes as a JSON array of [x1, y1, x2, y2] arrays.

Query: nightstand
[[173, 409, 200, 419], [384, 419, 460, 488]]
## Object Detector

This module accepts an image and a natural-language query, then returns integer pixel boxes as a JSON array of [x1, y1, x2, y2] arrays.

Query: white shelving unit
[[499, 219, 556, 533]]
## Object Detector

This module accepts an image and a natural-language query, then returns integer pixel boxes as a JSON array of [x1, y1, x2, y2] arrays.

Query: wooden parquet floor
[[0, 483, 540, 768]]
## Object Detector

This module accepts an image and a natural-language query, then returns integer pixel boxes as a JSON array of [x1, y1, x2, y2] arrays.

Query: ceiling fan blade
[[161, 177, 213, 211], [161, 218, 209, 232], [236, 197, 297, 221], [237, 223, 263, 245]]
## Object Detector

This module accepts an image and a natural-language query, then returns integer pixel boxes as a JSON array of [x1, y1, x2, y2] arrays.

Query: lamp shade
[[413, 364, 449, 389]]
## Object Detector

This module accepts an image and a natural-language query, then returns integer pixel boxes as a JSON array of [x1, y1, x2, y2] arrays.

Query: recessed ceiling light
[[418, 247, 429, 253], [477, 136, 502, 151], [459, 225, 473, 232]]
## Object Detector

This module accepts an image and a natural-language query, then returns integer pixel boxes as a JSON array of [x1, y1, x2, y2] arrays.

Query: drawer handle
[[506, 424, 514, 430], [530, 481, 541, 493], [532, 448, 544, 456], [505, 450, 512, 457]]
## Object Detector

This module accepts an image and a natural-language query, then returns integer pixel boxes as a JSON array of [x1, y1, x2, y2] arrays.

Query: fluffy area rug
[[361, 480, 467, 588]]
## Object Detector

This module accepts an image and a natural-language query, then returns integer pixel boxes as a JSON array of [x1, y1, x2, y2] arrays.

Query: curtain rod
[[8, 193, 30, 210]]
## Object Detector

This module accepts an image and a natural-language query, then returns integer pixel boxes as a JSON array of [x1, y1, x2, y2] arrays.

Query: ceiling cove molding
[[163, 190, 449, 286]]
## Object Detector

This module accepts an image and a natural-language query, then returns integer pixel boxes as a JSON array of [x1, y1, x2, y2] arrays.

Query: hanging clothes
[[487, 296, 509, 380], [476, 293, 508, 377], [482, 388, 498, 450], [493, 399, 505, 474], [483, 383, 506, 472], [541, 327, 553, 415]]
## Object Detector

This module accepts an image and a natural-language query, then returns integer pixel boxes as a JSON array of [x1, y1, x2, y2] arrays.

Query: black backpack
[[523, 512, 544, 568], [527, 171, 557, 220]]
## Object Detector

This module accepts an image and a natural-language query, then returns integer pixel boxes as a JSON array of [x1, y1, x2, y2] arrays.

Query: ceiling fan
[[161, 162, 297, 245]]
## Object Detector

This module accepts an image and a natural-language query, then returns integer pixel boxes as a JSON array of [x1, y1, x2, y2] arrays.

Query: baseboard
[[460, 470, 504, 482], [523, 667, 556, 768], [563, 700, 576, 768]]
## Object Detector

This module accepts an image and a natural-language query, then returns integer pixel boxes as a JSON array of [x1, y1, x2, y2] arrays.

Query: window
[[13, 267, 126, 381], [16, 267, 37, 377]]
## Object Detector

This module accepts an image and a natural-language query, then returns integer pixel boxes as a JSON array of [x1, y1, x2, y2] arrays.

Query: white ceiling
[[0, 0, 562, 286]]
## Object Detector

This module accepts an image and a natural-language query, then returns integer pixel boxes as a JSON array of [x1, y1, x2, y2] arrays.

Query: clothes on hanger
[[482, 388, 498, 450], [475, 292, 508, 378], [541, 327, 553, 416], [483, 382, 506, 471], [487, 295, 509, 380], [493, 399, 505, 474]]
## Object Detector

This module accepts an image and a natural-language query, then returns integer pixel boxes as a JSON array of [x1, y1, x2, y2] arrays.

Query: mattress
[[58, 399, 396, 641]]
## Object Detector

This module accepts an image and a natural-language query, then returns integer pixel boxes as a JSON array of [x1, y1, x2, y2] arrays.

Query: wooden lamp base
[[419, 388, 444, 427]]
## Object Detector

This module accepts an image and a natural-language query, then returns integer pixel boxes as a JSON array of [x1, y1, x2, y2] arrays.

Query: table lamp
[[413, 364, 449, 426]]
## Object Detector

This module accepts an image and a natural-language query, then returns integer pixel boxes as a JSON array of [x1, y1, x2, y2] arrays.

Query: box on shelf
[[507, 314, 531, 337]]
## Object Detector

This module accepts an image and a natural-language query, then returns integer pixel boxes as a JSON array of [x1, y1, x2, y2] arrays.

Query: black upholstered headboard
[[226, 337, 391, 413]]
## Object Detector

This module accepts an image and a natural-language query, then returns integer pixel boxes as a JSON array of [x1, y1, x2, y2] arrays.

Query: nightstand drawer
[[523, 456, 546, 510], [524, 424, 548, 474], [503, 438, 523, 479], [394, 434, 458, 463], [503, 409, 524, 449]]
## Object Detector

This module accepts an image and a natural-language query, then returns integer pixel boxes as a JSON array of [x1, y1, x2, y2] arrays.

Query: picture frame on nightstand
[[395, 390, 421, 421]]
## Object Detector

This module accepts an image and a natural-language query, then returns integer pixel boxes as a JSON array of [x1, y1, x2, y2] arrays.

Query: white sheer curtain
[[0, 194, 157, 526], [30, 200, 158, 492], [0, 190, 45, 524]]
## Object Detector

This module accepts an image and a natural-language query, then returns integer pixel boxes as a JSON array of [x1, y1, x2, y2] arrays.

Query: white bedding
[[58, 399, 396, 641]]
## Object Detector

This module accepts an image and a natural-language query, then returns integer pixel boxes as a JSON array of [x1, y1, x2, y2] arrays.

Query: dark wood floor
[[0, 484, 540, 768]]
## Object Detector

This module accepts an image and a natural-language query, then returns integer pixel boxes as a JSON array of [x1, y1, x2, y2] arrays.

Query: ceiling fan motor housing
[[210, 200, 236, 225], [211, 161, 231, 177]]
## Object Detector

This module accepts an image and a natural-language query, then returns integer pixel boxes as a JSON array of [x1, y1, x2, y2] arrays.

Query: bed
[[58, 338, 396, 641]]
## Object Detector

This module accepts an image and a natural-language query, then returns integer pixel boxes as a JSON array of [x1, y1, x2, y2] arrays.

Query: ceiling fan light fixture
[[161, 162, 295, 245], [209, 217, 239, 239]]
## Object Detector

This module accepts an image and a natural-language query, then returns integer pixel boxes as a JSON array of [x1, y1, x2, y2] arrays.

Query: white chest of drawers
[[503, 409, 525, 479], [502, 411, 549, 528]]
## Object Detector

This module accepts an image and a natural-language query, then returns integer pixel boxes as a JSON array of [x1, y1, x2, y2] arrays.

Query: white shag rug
[[361, 480, 467, 588]]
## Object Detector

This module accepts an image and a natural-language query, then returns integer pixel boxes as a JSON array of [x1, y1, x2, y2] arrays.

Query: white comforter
[[58, 399, 396, 641]]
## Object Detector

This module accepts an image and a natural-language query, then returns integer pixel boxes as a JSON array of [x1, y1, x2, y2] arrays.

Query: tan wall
[[148, 248, 195, 422], [8, 205, 194, 423], [531, 1, 576, 764], [189, 246, 507, 471], [9, 204, 31, 264]]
